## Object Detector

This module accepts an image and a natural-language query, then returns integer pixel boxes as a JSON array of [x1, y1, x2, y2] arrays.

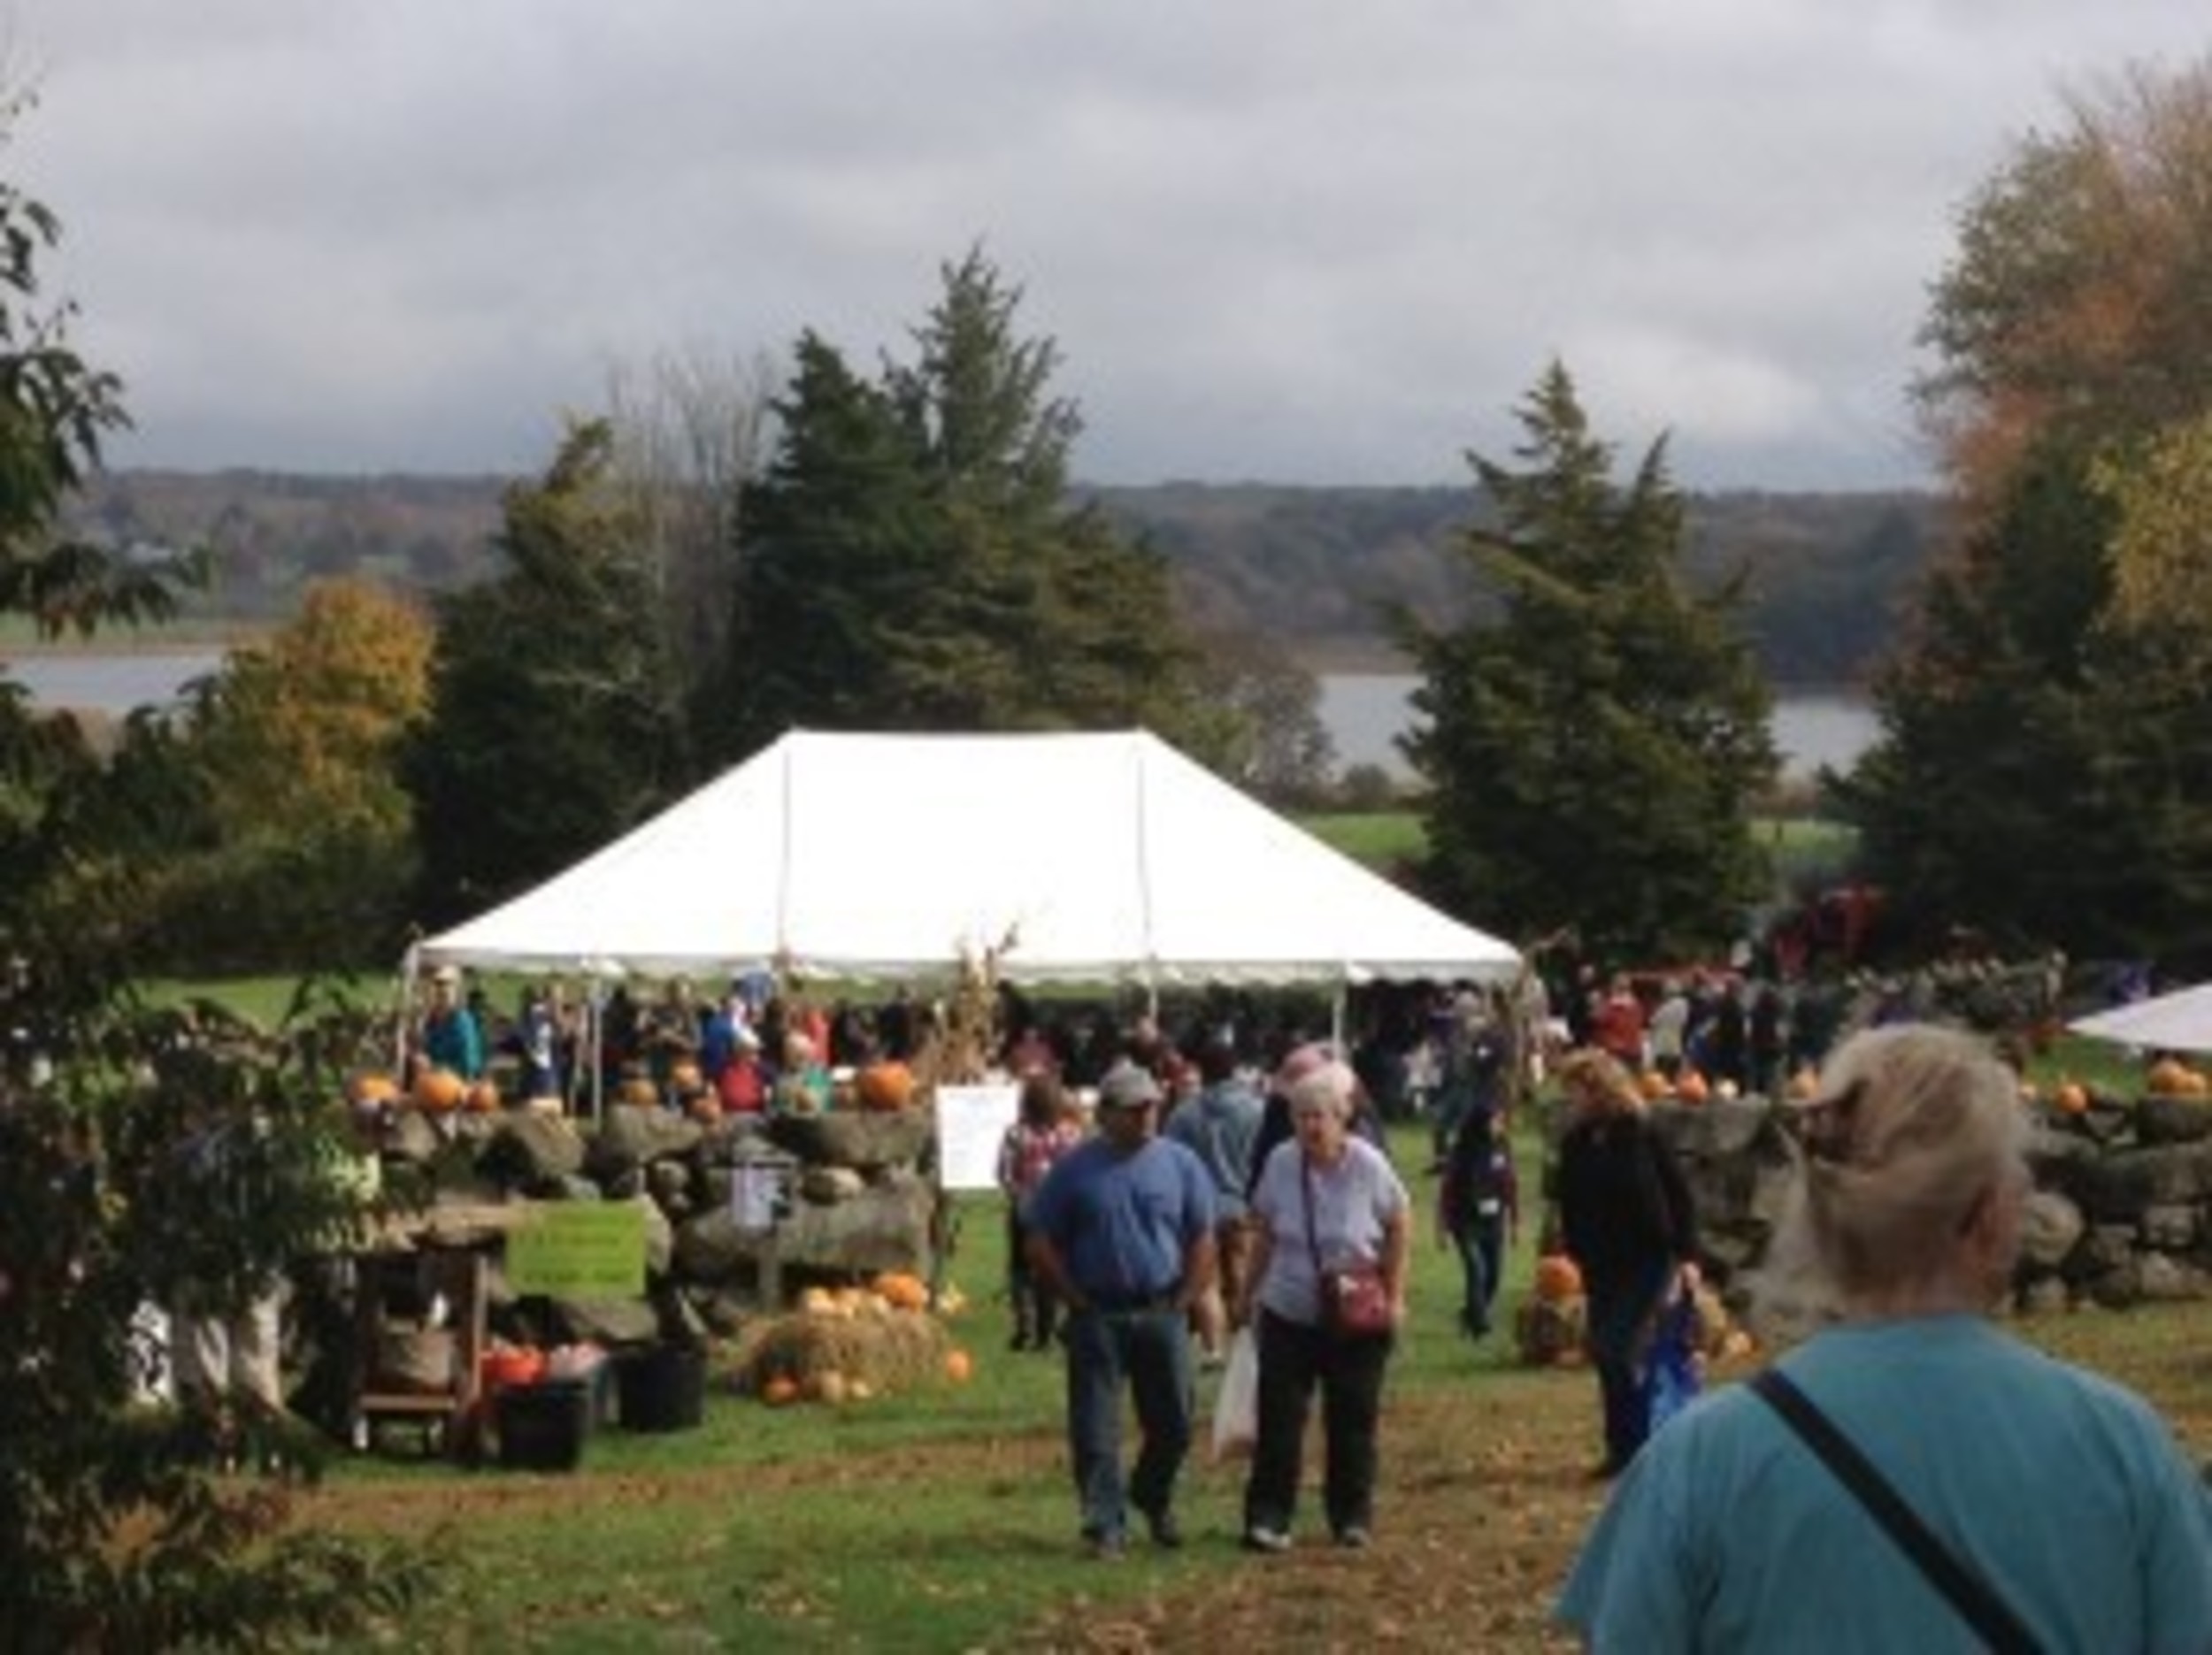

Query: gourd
[[349, 1070, 402, 1107], [812, 1370, 849, 1405], [873, 1270, 929, 1311], [1533, 1253, 1584, 1303], [856, 1061, 916, 1113], [942, 1348, 973, 1384]]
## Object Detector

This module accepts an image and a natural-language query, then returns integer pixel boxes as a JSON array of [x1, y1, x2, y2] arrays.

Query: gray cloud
[[10, 0, 2207, 488]]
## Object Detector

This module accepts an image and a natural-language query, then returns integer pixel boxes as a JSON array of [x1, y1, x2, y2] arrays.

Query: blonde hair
[[1555, 1048, 1641, 1117], [1756, 1023, 2027, 1329]]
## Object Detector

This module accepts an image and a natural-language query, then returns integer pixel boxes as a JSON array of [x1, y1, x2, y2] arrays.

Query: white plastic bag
[[1210, 1327, 1259, 1460]]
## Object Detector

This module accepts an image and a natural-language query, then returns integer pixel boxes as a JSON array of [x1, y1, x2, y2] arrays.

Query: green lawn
[[1297, 810, 1427, 867]]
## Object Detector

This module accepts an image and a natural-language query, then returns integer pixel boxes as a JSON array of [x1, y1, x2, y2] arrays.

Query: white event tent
[[2068, 983, 2212, 1055], [413, 729, 1520, 991]]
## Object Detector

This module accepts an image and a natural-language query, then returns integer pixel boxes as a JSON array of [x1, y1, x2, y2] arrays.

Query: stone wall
[[1608, 1089, 2212, 1314], [377, 1104, 937, 1345]]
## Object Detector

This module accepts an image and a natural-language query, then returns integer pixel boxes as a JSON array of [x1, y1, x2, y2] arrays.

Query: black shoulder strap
[[1749, 1368, 2040, 1654]]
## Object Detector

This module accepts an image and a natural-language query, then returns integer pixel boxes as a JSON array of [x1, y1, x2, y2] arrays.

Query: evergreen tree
[[408, 420, 685, 923], [724, 248, 1211, 761], [1399, 363, 1777, 962]]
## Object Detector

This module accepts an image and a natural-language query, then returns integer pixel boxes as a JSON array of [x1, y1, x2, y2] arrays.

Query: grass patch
[[1297, 810, 1427, 867]]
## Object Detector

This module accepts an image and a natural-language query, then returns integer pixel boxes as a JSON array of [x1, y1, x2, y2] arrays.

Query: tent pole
[[589, 976, 606, 1128], [1331, 983, 1346, 1050], [396, 943, 421, 1078]]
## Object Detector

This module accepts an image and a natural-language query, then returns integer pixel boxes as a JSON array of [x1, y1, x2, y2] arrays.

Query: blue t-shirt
[[1025, 1136, 1217, 1304], [1557, 1315, 2212, 1652], [1248, 1137, 1409, 1327]]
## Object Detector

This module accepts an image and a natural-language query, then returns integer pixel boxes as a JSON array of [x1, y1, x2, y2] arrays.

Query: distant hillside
[[70, 471, 1940, 685]]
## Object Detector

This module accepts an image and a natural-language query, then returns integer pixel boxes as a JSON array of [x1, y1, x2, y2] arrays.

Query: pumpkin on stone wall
[[856, 1061, 916, 1113]]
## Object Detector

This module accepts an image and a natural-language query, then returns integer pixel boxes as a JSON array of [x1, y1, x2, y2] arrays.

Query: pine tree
[[724, 248, 1210, 759], [1400, 363, 1777, 962]]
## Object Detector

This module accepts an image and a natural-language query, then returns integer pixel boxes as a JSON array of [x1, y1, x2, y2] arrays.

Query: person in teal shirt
[[418, 964, 484, 1080], [1559, 1023, 2212, 1652]]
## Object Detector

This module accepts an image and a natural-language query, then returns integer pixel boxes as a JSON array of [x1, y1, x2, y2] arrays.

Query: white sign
[[934, 1083, 1022, 1193]]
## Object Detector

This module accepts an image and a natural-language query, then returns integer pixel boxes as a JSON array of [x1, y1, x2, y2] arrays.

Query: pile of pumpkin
[[1632, 1068, 1773, 1106], [657, 1055, 921, 1125], [349, 1068, 505, 1116], [2145, 1058, 2211, 1100], [1513, 1253, 1754, 1369], [735, 1269, 973, 1406]]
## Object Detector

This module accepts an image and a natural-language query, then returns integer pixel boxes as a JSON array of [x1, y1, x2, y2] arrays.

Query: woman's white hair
[[1285, 1058, 1358, 1122], [1752, 1023, 2028, 1337]]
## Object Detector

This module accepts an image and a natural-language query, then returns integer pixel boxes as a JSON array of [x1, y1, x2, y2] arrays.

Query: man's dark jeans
[[1064, 1301, 1194, 1542]]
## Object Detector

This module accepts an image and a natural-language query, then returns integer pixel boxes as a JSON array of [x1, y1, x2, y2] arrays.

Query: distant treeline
[[73, 471, 1939, 686]]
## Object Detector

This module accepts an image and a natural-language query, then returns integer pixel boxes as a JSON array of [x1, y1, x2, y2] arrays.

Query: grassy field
[[287, 1063, 2208, 1653], [1297, 809, 1862, 893]]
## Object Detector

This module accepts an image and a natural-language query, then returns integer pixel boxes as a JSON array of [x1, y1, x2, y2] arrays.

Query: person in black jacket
[[1554, 1048, 1699, 1478]]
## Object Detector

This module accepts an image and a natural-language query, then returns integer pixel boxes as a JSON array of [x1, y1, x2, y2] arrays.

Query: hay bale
[[733, 1307, 952, 1396]]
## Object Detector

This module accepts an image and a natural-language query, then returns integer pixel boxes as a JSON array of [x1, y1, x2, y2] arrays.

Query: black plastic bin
[[617, 1345, 707, 1433], [496, 1378, 593, 1471]]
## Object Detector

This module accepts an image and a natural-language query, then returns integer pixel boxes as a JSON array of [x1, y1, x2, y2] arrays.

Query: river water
[[6, 653, 1877, 780], [1317, 673, 1876, 781], [5, 650, 224, 715]]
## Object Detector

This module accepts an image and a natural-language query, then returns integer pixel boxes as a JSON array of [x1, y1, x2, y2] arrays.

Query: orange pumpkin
[[856, 1061, 916, 1113], [480, 1343, 546, 1391], [760, 1374, 801, 1406], [619, 1076, 662, 1108], [668, 1059, 705, 1096], [1637, 1069, 1670, 1101], [349, 1070, 402, 1108], [2052, 1080, 2089, 1115], [942, 1348, 973, 1384], [1674, 1069, 1710, 1106], [2147, 1057, 2193, 1096], [462, 1078, 503, 1114], [1533, 1253, 1584, 1303], [411, 1067, 466, 1113], [873, 1270, 929, 1312]]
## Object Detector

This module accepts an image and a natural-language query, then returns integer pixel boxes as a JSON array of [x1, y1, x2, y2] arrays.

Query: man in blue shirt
[[1026, 1059, 1218, 1559]]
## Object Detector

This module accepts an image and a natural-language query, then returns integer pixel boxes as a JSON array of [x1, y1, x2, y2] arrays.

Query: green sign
[[506, 1201, 647, 1298]]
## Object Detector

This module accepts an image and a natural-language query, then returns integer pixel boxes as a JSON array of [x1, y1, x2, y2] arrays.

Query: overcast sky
[[6, 3, 2206, 492]]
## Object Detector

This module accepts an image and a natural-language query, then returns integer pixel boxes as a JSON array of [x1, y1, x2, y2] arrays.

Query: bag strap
[[1748, 1369, 2039, 1654], [1299, 1152, 1325, 1276]]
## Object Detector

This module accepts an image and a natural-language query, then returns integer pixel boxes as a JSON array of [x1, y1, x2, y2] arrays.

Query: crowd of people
[[394, 962, 2212, 1644]]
